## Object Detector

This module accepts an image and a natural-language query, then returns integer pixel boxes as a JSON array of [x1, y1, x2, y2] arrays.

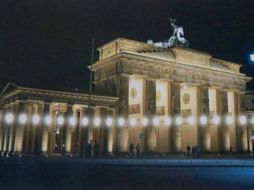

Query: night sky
[[1, 0, 254, 92]]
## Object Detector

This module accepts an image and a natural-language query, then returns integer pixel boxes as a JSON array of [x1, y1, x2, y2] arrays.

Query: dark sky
[[1, 0, 254, 92]]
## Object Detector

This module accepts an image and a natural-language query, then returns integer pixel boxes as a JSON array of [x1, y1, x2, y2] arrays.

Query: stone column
[[78, 107, 86, 155], [0, 109, 4, 152], [71, 107, 79, 153], [180, 83, 200, 152], [41, 102, 51, 154], [209, 88, 221, 152], [227, 91, 237, 152], [3, 104, 14, 154], [8, 103, 18, 154], [14, 101, 27, 154], [200, 87, 210, 152], [22, 103, 32, 153], [171, 82, 181, 152], [238, 92, 248, 152], [220, 90, 230, 152], [47, 109, 56, 154], [65, 104, 73, 154], [156, 80, 172, 153], [105, 108, 115, 153], [117, 74, 129, 152], [145, 79, 157, 152]]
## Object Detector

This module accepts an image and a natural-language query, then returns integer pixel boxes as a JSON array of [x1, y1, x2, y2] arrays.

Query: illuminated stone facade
[[0, 38, 252, 156], [0, 87, 118, 155], [93, 38, 252, 153]]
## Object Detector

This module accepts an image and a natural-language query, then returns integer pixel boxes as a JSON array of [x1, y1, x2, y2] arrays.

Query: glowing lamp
[[106, 117, 113, 127], [187, 116, 195, 125], [141, 117, 149, 127], [94, 117, 101, 127], [57, 116, 64, 125], [175, 116, 183, 126], [212, 115, 220, 125], [129, 118, 137, 127], [32, 115, 40, 125], [250, 53, 254, 62], [239, 115, 247, 125], [164, 117, 172, 126], [82, 117, 89, 126], [118, 118, 125, 126], [69, 117, 77, 126], [44, 115, 51, 125], [5, 113, 14, 124], [200, 115, 208, 125], [18, 113, 27, 124], [152, 117, 160, 126], [225, 115, 233, 125]]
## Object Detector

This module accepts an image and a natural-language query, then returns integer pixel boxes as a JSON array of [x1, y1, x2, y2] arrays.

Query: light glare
[[69, 117, 77, 126], [18, 113, 27, 124], [118, 118, 125, 126], [153, 117, 160, 126], [200, 115, 208, 125], [94, 117, 101, 126], [129, 118, 137, 127], [212, 115, 220, 125], [32, 115, 40, 125], [164, 117, 172, 126], [187, 116, 195, 125], [82, 117, 89, 126], [225, 115, 233, 125], [5, 113, 14, 124], [57, 116, 64, 125], [44, 115, 51, 125], [141, 117, 149, 126], [239, 115, 247, 125], [175, 116, 183, 126], [106, 117, 113, 127]]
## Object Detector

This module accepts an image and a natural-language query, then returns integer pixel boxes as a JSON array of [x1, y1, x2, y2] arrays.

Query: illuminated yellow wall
[[180, 84, 199, 151], [156, 80, 171, 152], [209, 88, 219, 152]]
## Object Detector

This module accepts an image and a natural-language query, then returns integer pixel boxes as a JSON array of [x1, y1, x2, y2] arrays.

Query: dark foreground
[[0, 157, 254, 190]]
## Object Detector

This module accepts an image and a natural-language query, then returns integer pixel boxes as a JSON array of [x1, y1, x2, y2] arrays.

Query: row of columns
[[0, 101, 116, 156], [117, 74, 251, 153]]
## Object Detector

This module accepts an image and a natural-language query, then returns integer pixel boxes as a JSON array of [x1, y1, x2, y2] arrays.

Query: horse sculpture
[[152, 18, 189, 48]]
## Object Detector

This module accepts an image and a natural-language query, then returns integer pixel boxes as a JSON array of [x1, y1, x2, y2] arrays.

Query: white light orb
[[239, 115, 247, 125], [200, 115, 208, 125], [118, 118, 125, 126], [106, 117, 113, 127], [44, 115, 51, 125], [175, 116, 183, 126], [212, 115, 220, 125], [18, 113, 27, 124], [57, 116, 64, 125], [5, 113, 14, 124], [187, 116, 195, 125], [250, 53, 254, 62], [81, 117, 89, 126], [129, 118, 137, 127], [32, 115, 40, 125], [152, 117, 160, 126], [141, 117, 149, 127], [225, 115, 233, 125], [164, 117, 172, 126], [93, 117, 101, 127], [69, 117, 77, 126]]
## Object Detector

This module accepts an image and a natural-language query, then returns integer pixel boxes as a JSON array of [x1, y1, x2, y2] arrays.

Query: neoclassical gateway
[[0, 37, 252, 156]]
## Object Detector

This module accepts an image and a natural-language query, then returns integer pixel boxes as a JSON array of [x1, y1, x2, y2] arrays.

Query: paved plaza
[[1, 156, 254, 190]]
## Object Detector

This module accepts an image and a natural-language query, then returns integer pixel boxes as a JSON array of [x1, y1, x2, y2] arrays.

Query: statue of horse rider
[[152, 18, 189, 48]]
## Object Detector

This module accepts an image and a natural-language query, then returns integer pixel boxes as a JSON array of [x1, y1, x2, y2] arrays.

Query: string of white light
[[2, 112, 253, 127]]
